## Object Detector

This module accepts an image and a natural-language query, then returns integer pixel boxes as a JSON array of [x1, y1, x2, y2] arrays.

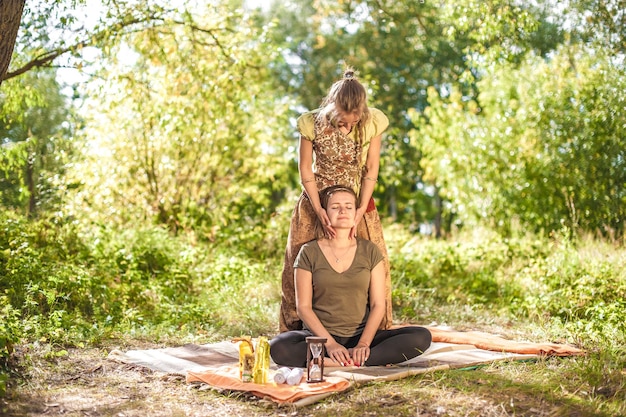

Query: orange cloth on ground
[[186, 365, 351, 404]]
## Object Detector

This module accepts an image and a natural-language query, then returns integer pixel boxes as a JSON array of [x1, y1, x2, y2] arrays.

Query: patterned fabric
[[297, 108, 390, 178], [296, 108, 389, 161], [311, 116, 362, 191]]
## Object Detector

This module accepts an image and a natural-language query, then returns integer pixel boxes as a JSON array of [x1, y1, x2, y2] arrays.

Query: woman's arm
[[351, 261, 386, 365], [352, 133, 382, 238], [295, 268, 352, 365], [299, 136, 335, 238]]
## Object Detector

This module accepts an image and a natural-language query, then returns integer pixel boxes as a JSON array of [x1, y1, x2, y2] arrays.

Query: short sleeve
[[296, 112, 316, 142], [294, 242, 315, 271], [363, 239, 384, 269], [364, 108, 389, 139]]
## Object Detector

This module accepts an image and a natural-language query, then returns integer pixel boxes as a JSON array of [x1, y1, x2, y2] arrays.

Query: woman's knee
[[270, 335, 307, 367], [412, 327, 432, 352]]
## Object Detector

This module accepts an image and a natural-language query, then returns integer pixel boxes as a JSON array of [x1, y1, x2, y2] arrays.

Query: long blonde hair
[[316, 67, 370, 145]]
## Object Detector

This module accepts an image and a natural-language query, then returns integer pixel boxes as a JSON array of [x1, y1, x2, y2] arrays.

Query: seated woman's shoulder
[[358, 238, 377, 249], [302, 239, 320, 250]]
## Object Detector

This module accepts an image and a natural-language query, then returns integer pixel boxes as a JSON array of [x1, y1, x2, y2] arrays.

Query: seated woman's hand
[[325, 341, 352, 366], [349, 342, 370, 366]]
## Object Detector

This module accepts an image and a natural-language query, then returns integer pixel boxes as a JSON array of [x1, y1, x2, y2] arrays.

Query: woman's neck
[[328, 230, 352, 246]]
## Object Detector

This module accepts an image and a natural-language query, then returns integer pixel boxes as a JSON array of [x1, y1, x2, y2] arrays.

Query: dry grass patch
[[1, 342, 274, 417]]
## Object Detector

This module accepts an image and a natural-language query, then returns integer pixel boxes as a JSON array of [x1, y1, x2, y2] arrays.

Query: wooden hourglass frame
[[305, 336, 327, 383]]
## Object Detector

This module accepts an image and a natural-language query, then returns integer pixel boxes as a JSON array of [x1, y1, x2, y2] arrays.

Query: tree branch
[[2, 12, 247, 82]]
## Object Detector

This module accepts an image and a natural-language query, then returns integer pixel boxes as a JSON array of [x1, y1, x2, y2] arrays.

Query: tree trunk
[[26, 153, 36, 216], [388, 186, 397, 222], [434, 187, 443, 238], [0, 0, 26, 86]]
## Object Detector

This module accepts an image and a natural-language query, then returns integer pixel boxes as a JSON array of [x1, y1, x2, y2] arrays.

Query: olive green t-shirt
[[294, 238, 384, 337]]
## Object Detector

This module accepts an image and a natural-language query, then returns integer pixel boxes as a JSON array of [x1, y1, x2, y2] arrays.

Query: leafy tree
[[440, 0, 560, 62], [0, 70, 74, 215], [3, 0, 299, 249], [3, 0, 186, 83], [566, 0, 626, 55], [4, 0, 621, 242], [65, 2, 296, 247], [412, 47, 626, 238]]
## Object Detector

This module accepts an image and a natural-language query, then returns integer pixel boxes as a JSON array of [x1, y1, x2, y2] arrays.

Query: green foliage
[[0, 297, 21, 398], [0, 70, 75, 215], [412, 47, 626, 237], [566, 0, 626, 55], [8, 0, 625, 238], [1, 210, 103, 342], [0, 208, 281, 345], [390, 226, 626, 347], [63, 2, 296, 241], [514, 234, 626, 341], [195, 252, 280, 336], [390, 227, 527, 320], [441, 0, 542, 62], [85, 225, 203, 331]]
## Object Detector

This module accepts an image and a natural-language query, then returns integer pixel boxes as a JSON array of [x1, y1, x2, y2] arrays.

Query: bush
[[388, 226, 626, 349], [0, 298, 21, 398], [0, 208, 281, 346], [389, 227, 528, 319]]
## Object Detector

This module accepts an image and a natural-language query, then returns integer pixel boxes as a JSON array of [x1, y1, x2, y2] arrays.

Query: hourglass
[[305, 336, 327, 383]]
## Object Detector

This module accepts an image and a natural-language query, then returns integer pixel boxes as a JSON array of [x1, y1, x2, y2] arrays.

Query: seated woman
[[270, 185, 431, 367]]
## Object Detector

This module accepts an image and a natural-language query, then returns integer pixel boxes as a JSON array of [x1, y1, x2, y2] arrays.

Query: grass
[[1, 219, 625, 416]]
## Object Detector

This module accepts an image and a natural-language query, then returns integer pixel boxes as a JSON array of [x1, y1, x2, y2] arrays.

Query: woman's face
[[335, 111, 361, 133], [326, 191, 357, 227]]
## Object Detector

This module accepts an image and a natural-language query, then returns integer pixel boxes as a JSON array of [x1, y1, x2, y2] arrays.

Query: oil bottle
[[252, 336, 270, 384], [232, 337, 255, 382]]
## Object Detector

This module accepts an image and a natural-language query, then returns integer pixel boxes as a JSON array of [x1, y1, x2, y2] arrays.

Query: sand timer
[[305, 336, 327, 383]]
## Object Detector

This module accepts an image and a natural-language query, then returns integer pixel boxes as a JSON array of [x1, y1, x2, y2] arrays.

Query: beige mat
[[108, 327, 583, 406]]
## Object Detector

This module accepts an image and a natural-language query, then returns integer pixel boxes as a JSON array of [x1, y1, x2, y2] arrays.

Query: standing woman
[[280, 68, 392, 332]]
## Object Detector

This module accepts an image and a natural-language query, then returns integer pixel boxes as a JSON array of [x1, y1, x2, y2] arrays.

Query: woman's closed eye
[[338, 120, 359, 129]]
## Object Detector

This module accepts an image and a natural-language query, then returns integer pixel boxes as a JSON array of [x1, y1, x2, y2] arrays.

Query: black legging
[[270, 326, 432, 367]]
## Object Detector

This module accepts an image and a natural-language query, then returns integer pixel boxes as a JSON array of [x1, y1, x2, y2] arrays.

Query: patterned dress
[[279, 108, 393, 332]]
